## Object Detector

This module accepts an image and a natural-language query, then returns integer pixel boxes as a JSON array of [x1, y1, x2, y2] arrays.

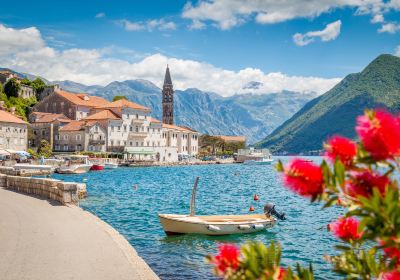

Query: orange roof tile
[[0, 110, 27, 125], [59, 120, 85, 131], [216, 135, 246, 142], [162, 123, 196, 133], [33, 113, 71, 123], [98, 99, 150, 111], [83, 109, 120, 120], [56, 90, 110, 107], [149, 117, 161, 123]]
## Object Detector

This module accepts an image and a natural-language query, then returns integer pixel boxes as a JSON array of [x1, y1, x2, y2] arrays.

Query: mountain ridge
[[256, 54, 400, 153]]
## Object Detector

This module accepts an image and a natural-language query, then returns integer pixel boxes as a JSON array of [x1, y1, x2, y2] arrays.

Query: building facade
[[0, 108, 28, 151], [33, 90, 110, 120]]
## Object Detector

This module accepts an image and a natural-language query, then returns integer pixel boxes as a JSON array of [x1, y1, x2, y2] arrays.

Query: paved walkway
[[0, 187, 159, 280]]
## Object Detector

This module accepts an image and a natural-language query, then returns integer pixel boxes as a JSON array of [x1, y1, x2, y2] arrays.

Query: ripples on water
[[54, 157, 342, 279]]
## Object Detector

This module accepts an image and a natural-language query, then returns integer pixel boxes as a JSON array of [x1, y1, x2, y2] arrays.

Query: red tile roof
[[98, 99, 150, 111], [56, 90, 110, 107], [162, 123, 196, 133], [59, 120, 85, 131], [33, 113, 71, 123], [83, 109, 120, 120], [216, 135, 246, 142], [0, 110, 27, 124], [149, 117, 161, 123]]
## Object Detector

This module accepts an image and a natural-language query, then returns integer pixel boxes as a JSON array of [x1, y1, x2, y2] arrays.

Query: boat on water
[[159, 177, 285, 236], [56, 155, 92, 174], [243, 157, 274, 165], [104, 158, 119, 169], [236, 148, 273, 164], [90, 164, 104, 171]]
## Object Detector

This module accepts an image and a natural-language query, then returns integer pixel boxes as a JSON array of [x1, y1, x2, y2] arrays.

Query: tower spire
[[162, 65, 174, 125]]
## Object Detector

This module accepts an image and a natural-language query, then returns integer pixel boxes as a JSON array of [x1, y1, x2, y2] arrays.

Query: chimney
[[83, 95, 90, 101], [10, 107, 15, 114]]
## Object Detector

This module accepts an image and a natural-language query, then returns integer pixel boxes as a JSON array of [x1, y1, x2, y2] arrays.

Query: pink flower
[[277, 267, 287, 280], [283, 159, 324, 197], [381, 238, 400, 265], [380, 270, 400, 280], [356, 110, 400, 160], [213, 244, 240, 274], [325, 136, 357, 166], [346, 170, 389, 198], [330, 217, 363, 241]]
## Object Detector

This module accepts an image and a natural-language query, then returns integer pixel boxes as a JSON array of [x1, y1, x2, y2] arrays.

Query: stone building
[[33, 90, 110, 120], [56, 120, 107, 152], [0, 107, 28, 151], [38, 84, 60, 101], [29, 112, 71, 150], [18, 84, 35, 99]]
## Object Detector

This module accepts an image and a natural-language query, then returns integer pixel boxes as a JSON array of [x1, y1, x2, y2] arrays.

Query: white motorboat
[[56, 155, 92, 174], [104, 159, 119, 169], [243, 158, 274, 165], [158, 177, 284, 236]]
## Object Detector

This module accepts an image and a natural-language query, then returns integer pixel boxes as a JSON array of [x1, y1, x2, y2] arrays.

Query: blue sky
[[0, 0, 399, 96]]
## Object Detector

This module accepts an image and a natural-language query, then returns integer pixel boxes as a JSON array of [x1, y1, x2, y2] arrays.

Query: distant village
[[0, 67, 247, 163]]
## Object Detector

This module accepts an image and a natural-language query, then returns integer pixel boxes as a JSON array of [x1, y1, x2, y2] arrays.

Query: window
[[118, 126, 121, 131], [129, 126, 132, 131], [63, 144, 68, 151], [55, 145, 60, 150], [76, 135, 81, 141], [124, 125, 127, 132], [64, 135, 69, 140], [136, 114, 138, 119], [135, 126, 138, 132], [110, 140, 114, 146], [136, 142, 138, 146], [111, 126, 114, 132], [130, 141, 133, 146]]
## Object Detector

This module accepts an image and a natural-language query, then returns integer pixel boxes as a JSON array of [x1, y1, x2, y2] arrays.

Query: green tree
[[4, 78, 20, 98], [37, 139, 52, 158], [20, 78, 31, 86], [31, 78, 46, 97], [112, 95, 127, 101]]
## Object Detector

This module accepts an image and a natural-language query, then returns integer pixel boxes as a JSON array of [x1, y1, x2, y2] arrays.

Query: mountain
[[1, 67, 315, 143], [57, 80, 314, 143], [256, 54, 400, 153]]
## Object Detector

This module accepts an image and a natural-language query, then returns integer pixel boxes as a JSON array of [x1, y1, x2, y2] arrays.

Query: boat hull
[[243, 159, 274, 165], [90, 164, 104, 171], [158, 214, 276, 236], [104, 163, 118, 169], [56, 164, 92, 174]]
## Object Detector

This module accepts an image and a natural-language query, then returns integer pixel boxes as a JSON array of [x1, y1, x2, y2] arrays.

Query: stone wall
[[0, 173, 87, 205]]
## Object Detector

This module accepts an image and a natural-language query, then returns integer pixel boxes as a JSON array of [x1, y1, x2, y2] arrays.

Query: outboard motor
[[264, 203, 286, 220]]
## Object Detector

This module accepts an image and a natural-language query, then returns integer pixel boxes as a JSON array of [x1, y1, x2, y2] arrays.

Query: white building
[[0, 107, 28, 152]]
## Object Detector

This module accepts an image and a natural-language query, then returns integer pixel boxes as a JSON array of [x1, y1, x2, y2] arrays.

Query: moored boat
[[56, 155, 92, 174], [158, 177, 285, 236], [90, 164, 104, 171], [243, 157, 274, 165], [104, 162, 118, 169]]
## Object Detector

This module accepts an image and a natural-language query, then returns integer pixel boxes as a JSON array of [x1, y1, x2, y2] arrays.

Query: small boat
[[90, 164, 104, 171], [56, 155, 92, 174], [158, 177, 285, 236], [243, 157, 274, 165], [104, 158, 119, 169]]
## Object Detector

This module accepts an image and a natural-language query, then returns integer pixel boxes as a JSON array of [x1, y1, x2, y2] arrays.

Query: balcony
[[131, 118, 144, 124], [89, 139, 106, 145]]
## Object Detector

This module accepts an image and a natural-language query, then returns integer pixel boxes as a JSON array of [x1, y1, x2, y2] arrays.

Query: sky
[[0, 0, 399, 96]]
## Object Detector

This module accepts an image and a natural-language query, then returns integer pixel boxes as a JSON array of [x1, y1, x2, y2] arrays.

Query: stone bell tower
[[162, 65, 174, 125]]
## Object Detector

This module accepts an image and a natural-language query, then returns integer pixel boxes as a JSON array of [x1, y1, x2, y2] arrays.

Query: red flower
[[277, 267, 287, 280], [380, 270, 400, 280], [330, 217, 363, 241], [356, 110, 400, 160], [325, 136, 357, 166], [213, 244, 240, 274], [283, 159, 324, 197], [346, 170, 389, 198], [381, 238, 400, 265]]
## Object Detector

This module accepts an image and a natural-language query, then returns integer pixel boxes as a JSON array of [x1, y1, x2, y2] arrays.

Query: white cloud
[[396, 45, 400, 56], [95, 12, 105, 19], [182, 0, 397, 30], [119, 18, 176, 32], [378, 22, 400, 33], [371, 13, 384, 23], [0, 24, 340, 96], [293, 20, 342, 46]]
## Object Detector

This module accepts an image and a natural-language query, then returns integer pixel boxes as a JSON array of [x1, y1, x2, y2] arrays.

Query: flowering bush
[[208, 109, 400, 279]]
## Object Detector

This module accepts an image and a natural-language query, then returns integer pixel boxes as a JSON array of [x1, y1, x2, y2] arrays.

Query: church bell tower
[[162, 65, 174, 125]]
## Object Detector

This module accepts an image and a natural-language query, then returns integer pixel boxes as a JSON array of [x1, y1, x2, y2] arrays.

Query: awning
[[124, 147, 156, 155], [0, 149, 10, 156], [16, 151, 31, 157]]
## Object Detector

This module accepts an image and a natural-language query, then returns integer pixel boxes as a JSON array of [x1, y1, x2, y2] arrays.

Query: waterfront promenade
[[0, 187, 159, 280]]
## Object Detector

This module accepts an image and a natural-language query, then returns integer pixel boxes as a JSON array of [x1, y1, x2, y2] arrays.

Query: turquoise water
[[54, 157, 342, 279]]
